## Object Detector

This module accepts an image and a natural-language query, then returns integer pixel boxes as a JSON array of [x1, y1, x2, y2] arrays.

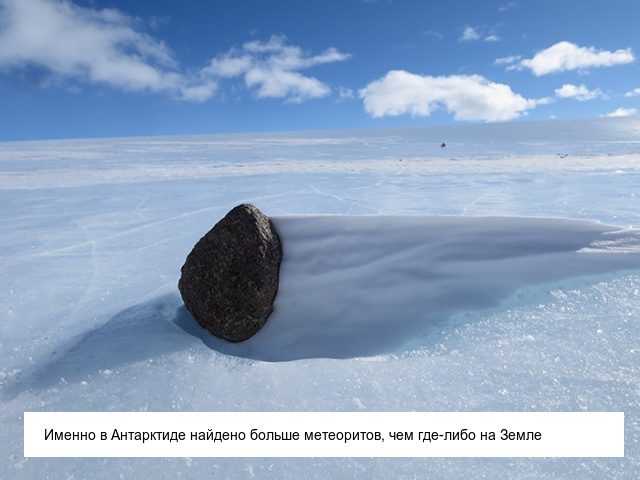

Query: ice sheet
[[1, 119, 640, 478]]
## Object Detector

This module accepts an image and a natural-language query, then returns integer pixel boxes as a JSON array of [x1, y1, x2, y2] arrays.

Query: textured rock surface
[[178, 204, 282, 342]]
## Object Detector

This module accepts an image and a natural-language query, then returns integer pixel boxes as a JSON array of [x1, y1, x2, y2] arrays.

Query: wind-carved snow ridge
[[579, 228, 640, 253], [176, 215, 640, 361]]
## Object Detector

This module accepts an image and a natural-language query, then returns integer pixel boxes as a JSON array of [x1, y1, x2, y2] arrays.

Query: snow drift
[[174, 215, 640, 361]]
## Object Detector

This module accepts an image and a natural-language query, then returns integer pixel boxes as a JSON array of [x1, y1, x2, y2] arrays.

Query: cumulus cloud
[[359, 70, 549, 122], [337, 86, 355, 100], [498, 2, 518, 12], [460, 26, 501, 43], [604, 107, 638, 118], [203, 35, 350, 102], [511, 41, 634, 75], [554, 83, 603, 101], [178, 81, 219, 102], [460, 26, 481, 42], [494, 55, 521, 66], [625, 88, 640, 97], [0, 0, 348, 103], [422, 30, 444, 40], [0, 0, 218, 100], [205, 53, 253, 78]]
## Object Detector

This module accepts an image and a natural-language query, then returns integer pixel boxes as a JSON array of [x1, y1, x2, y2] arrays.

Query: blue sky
[[0, 0, 639, 140]]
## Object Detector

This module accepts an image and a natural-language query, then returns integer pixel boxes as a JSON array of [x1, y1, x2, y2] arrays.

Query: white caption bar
[[24, 412, 623, 458]]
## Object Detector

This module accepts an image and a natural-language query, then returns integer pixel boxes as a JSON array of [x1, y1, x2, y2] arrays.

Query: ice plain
[[1, 117, 640, 478]]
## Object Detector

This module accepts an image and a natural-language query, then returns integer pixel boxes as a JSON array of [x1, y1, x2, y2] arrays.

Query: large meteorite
[[178, 204, 282, 342]]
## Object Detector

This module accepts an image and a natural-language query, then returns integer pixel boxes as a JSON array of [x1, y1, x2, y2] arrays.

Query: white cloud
[[625, 88, 640, 97], [513, 41, 634, 76], [460, 26, 481, 42], [244, 68, 329, 101], [0, 0, 349, 104], [494, 55, 521, 66], [422, 30, 443, 40], [498, 2, 517, 12], [554, 83, 603, 101], [337, 86, 355, 100], [178, 81, 218, 102], [203, 35, 350, 103], [205, 53, 252, 78], [460, 26, 501, 43], [0, 0, 218, 100], [604, 107, 638, 118], [359, 70, 549, 122]]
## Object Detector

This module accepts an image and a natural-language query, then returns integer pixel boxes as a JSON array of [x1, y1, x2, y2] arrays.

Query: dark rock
[[178, 204, 282, 342]]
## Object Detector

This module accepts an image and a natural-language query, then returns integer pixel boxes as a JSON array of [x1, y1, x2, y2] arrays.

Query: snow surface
[[2, 117, 640, 478]]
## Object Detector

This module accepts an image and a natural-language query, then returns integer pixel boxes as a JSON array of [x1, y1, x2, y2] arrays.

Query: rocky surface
[[178, 204, 282, 342]]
